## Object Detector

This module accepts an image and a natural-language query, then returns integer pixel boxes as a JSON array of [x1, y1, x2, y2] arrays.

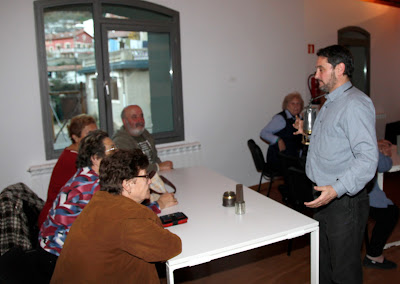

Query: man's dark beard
[[318, 72, 337, 93]]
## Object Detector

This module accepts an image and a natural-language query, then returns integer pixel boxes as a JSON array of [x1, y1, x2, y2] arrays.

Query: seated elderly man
[[113, 105, 173, 172]]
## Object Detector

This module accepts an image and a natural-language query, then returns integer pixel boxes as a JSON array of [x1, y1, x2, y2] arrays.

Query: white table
[[160, 167, 319, 284]]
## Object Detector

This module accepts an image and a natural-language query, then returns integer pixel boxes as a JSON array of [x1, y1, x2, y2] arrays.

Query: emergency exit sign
[[308, 44, 315, 54]]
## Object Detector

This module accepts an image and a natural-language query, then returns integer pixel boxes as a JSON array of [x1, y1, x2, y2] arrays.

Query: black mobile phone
[[159, 212, 188, 227]]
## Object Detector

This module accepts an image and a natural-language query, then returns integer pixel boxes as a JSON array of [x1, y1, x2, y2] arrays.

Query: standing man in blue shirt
[[295, 45, 378, 283]]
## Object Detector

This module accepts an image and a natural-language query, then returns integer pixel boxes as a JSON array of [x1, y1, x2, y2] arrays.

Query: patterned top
[[38, 148, 78, 229], [38, 167, 161, 257], [39, 167, 100, 256]]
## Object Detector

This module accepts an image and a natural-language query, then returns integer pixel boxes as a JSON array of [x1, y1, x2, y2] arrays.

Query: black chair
[[385, 120, 400, 145], [247, 139, 279, 196], [278, 152, 314, 209], [277, 152, 313, 256], [0, 183, 44, 255]]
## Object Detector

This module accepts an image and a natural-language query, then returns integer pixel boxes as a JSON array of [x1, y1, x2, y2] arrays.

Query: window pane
[[44, 5, 98, 150], [102, 4, 172, 21], [101, 29, 174, 135]]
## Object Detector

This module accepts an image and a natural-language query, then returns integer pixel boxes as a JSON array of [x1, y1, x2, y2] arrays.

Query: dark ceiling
[[362, 0, 400, 8]]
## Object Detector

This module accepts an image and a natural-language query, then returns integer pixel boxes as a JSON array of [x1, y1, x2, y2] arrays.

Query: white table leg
[[310, 228, 319, 284], [377, 172, 384, 190], [166, 263, 174, 284]]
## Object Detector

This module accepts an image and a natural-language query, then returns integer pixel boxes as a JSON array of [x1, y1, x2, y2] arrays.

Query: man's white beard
[[128, 127, 144, 136]]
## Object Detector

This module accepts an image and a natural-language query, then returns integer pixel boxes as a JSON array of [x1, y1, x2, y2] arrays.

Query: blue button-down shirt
[[306, 81, 378, 198]]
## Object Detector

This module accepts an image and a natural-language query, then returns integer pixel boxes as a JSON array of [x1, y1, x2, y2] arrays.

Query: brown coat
[[50, 191, 182, 283]]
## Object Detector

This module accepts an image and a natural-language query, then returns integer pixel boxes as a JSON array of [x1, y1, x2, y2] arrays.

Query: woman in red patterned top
[[37, 114, 97, 228]]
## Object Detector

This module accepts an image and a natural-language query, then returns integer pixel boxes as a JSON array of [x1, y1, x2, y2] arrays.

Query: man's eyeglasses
[[134, 171, 156, 181]]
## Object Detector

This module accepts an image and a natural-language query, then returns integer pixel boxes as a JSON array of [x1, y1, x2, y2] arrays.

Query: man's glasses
[[134, 171, 156, 181]]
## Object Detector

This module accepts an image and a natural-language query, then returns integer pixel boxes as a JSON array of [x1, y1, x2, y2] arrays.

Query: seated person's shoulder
[[113, 129, 137, 150]]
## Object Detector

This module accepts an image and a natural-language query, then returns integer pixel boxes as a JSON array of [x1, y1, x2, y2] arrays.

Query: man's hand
[[278, 138, 286, 151], [378, 139, 392, 157], [159, 160, 173, 171], [304, 185, 337, 208], [293, 115, 304, 135], [157, 193, 178, 209]]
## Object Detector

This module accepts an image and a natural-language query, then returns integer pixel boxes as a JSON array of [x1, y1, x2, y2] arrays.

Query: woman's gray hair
[[282, 92, 304, 111]]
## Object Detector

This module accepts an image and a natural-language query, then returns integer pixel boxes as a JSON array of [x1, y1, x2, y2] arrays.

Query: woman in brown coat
[[50, 149, 182, 283]]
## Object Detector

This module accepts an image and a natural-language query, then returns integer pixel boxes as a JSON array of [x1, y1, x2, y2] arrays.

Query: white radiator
[[28, 162, 57, 200], [28, 141, 202, 200], [158, 141, 203, 169]]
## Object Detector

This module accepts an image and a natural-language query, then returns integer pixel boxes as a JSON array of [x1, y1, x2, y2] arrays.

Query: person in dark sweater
[[260, 92, 304, 172], [113, 105, 173, 173]]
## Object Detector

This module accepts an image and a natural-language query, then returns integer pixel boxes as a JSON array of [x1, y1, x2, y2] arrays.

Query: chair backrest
[[385, 120, 400, 145], [247, 139, 265, 172], [0, 183, 44, 255], [278, 151, 302, 178]]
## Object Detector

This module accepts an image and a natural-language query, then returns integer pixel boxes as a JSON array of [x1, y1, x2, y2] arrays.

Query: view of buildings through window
[[35, 0, 184, 159], [44, 9, 97, 148]]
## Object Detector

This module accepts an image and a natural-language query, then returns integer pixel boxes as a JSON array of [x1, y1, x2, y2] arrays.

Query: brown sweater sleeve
[[121, 216, 182, 262]]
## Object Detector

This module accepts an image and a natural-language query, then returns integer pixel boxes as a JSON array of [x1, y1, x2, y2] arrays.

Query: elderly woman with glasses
[[260, 92, 304, 172], [50, 149, 182, 283], [36, 130, 115, 280]]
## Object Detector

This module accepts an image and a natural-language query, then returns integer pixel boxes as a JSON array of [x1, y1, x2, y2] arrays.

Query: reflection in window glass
[[103, 29, 174, 135], [44, 5, 98, 150], [102, 4, 172, 21]]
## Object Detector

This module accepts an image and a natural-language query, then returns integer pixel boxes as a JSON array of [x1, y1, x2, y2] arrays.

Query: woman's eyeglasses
[[134, 171, 156, 181], [105, 146, 117, 154]]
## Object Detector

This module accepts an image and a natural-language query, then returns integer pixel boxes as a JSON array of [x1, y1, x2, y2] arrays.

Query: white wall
[[137, 0, 308, 188], [304, 0, 400, 123], [1, 0, 399, 197], [0, 0, 47, 190]]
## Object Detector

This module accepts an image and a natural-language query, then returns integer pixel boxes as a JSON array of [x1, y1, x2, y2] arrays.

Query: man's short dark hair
[[317, 45, 354, 78], [76, 129, 109, 168], [99, 149, 149, 195]]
